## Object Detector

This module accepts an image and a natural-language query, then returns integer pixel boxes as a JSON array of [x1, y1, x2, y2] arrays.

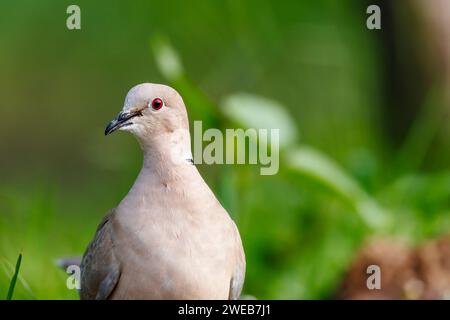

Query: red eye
[[150, 98, 163, 110]]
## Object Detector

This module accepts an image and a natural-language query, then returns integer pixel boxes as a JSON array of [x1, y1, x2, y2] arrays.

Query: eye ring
[[150, 98, 163, 110]]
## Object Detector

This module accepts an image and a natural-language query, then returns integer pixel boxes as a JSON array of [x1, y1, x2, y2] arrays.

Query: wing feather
[[80, 210, 121, 300]]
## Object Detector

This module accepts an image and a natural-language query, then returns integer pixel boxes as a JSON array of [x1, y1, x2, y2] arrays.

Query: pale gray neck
[[116, 129, 218, 221], [120, 130, 196, 206], [140, 129, 193, 173]]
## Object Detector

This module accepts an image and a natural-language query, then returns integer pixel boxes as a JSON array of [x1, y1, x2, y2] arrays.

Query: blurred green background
[[0, 0, 449, 299]]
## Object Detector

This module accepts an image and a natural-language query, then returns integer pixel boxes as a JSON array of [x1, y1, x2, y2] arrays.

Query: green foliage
[[0, 1, 448, 300], [151, 39, 450, 299]]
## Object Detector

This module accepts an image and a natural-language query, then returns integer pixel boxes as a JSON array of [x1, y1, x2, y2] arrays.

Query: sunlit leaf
[[222, 93, 298, 148], [150, 35, 184, 82]]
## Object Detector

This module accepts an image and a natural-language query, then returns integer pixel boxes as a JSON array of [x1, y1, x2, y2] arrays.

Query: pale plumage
[[80, 83, 245, 299]]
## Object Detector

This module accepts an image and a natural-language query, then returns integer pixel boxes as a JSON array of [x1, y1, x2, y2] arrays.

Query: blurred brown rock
[[336, 236, 450, 299], [416, 236, 450, 299]]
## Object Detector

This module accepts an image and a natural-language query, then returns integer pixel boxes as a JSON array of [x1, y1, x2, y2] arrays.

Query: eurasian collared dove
[[80, 83, 245, 300]]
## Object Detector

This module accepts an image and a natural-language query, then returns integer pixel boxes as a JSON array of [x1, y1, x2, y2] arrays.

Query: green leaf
[[150, 35, 184, 82], [222, 93, 298, 148], [286, 146, 390, 230], [6, 253, 22, 300]]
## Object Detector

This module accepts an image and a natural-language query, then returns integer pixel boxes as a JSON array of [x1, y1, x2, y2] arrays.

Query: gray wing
[[228, 221, 246, 300], [80, 209, 121, 300]]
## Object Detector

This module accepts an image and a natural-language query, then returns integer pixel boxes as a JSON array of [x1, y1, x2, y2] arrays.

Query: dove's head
[[105, 83, 192, 161], [105, 83, 189, 137]]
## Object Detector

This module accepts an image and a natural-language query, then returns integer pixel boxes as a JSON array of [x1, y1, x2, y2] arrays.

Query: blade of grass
[[6, 253, 22, 300], [2, 258, 35, 299]]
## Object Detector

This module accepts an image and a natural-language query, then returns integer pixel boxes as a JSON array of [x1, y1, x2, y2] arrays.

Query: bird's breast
[[111, 206, 235, 299]]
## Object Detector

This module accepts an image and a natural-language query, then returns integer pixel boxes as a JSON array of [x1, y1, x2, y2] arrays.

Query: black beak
[[105, 110, 142, 136]]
